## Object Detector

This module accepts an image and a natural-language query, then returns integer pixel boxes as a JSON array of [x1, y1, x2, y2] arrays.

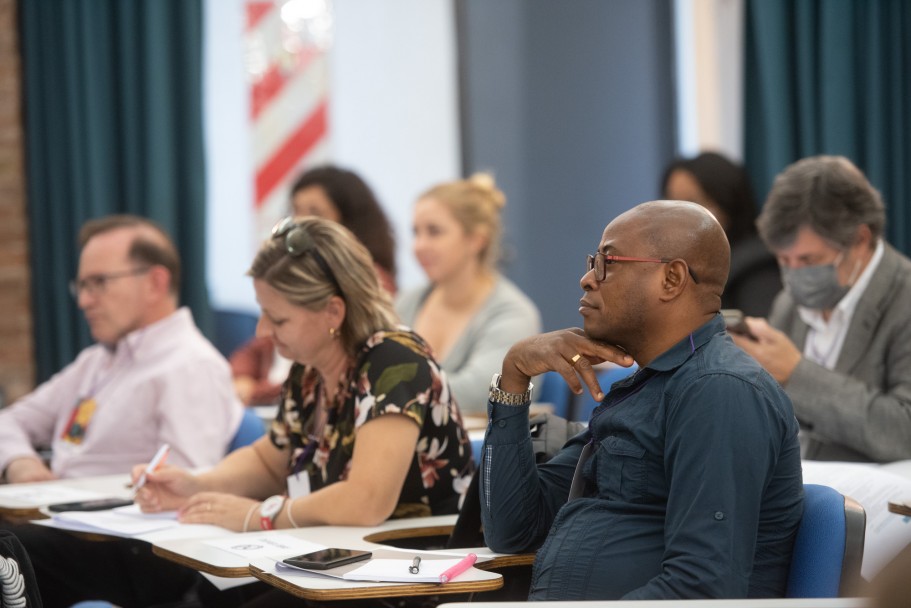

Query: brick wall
[[0, 0, 34, 405]]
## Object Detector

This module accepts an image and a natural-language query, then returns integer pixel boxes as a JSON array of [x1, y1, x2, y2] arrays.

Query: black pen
[[409, 556, 421, 574]]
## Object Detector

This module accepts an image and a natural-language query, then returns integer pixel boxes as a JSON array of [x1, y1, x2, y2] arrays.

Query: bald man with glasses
[[480, 201, 803, 600], [0, 215, 242, 483]]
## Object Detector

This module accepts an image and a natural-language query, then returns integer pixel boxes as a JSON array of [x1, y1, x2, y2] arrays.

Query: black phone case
[[47, 498, 134, 512], [283, 550, 372, 570]]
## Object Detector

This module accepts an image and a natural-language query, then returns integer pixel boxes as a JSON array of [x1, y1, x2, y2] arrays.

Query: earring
[[329, 327, 337, 339]]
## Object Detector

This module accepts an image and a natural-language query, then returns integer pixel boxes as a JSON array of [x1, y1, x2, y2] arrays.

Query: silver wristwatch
[[489, 373, 533, 406]]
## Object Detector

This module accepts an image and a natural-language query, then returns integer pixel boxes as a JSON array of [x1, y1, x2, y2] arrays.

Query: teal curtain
[[744, 0, 911, 255], [19, 0, 211, 382]]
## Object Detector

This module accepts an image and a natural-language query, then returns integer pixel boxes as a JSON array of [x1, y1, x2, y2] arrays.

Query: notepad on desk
[[343, 557, 475, 583], [274, 552, 492, 584]]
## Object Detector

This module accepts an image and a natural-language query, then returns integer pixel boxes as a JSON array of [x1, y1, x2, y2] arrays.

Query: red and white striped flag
[[245, 0, 332, 241]]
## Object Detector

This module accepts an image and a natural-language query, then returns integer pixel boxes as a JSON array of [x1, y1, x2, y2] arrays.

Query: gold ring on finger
[[570, 353, 582, 365]]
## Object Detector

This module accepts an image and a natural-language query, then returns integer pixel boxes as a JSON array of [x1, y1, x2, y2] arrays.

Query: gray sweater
[[396, 276, 541, 414]]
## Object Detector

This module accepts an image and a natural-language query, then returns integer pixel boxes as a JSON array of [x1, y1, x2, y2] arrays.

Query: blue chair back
[[537, 371, 574, 418], [786, 483, 866, 598], [228, 408, 266, 453], [571, 364, 637, 421], [212, 308, 259, 358]]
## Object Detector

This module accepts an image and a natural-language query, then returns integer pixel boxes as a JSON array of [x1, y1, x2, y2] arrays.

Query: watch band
[[489, 373, 533, 406], [259, 495, 286, 531]]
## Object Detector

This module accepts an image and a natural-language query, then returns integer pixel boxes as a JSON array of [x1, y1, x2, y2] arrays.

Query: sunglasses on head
[[271, 217, 344, 297]]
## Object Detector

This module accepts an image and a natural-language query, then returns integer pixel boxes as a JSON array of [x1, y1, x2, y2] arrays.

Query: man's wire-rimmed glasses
[[69, 267, 151, 298], [586, 253, 700, 284]]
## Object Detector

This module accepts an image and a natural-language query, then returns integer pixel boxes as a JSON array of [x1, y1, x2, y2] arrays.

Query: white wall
[[204, 0, 460, 313], [673, 0, 744, 160]]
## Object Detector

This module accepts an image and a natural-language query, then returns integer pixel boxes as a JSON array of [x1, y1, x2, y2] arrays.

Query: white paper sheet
[[0, 485, 103, 508], [45, 504, 181, 535], [205, 532, 324, 560]]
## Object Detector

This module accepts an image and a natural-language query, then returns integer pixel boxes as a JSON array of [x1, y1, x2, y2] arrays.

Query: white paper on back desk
[[0, 484, 102, 509], [36, 504, 181, 536], [802, 460, 911, 579], [205, 533, 325, 560]]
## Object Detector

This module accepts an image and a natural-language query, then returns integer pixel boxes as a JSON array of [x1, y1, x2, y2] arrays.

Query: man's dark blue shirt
[[480, 315, 804, 599]]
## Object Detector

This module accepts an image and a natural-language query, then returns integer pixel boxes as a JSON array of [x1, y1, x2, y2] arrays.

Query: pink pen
[[439, 553, 477, 583]]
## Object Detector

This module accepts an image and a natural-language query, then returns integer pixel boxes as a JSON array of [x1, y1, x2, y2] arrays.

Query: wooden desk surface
[[0, 473, 132, 520], [152, 514, 533, 578], [248, 559, 502, 601], [151, 515, 458, 576], [150, 514, 539, 602]]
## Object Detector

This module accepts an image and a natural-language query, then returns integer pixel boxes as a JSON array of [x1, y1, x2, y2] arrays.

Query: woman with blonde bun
[[397, 173, 541, 414]]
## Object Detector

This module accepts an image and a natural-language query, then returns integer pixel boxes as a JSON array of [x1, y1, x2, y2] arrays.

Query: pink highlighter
[[439, 553, 477, 583]]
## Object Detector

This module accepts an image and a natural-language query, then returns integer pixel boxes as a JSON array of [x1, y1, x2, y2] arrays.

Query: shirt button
[[714, 511, 725, 521], [497, 420, 506, 428]]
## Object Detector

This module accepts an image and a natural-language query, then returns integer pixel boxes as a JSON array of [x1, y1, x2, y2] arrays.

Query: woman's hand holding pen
[[131, 464, 200, 513], [178, 492, 261, 532]]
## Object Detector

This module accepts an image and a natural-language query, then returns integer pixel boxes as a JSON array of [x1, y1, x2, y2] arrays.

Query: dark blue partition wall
[[459, 0, 676, 331]]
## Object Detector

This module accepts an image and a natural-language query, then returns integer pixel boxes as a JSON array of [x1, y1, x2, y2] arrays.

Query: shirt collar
[[639, 315, 724, 374], [114, 307, 190, 359], [798, 239, 884, 329]]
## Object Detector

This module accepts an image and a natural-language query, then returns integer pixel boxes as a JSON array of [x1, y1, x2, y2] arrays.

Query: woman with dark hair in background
[[662, 151, 781, 316], [289, 165, 397, 293], [231, 165, 398, 405]]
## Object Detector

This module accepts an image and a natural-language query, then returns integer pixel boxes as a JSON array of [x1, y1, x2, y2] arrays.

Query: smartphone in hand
[[721, 309, 756, 340], [48, 497, 134, 512], [282, 548, 372, 570]]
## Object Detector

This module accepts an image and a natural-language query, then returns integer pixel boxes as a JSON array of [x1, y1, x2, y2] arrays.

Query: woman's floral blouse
[[270, 328, 474, 517]]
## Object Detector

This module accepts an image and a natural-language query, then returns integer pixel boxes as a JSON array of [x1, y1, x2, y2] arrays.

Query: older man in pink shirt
[[0, 215, 243, 483]]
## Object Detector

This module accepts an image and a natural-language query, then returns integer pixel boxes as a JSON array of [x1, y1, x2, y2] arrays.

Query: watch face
[[261, 495, 284, 518]]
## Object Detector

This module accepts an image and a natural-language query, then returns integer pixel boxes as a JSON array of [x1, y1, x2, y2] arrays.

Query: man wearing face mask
[[732, 155, 911, 462]]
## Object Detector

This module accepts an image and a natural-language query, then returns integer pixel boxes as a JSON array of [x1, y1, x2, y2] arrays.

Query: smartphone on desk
[[282, 548, 372, 570], [47, 497, 134, 512], [721, 309, 756, 339]]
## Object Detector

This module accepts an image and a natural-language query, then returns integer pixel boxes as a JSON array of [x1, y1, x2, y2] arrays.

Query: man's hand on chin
[[502, 328, 634, 402]]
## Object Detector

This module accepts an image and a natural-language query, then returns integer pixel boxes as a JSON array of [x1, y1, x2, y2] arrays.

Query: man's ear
[[854, 224, 873, 249], [147, 265, 172, 298], [658, 260, 689, 302]]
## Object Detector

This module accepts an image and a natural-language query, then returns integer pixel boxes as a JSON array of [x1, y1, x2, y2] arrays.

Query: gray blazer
[[770, 243, 911, 462], [396, 276, 541, 415]]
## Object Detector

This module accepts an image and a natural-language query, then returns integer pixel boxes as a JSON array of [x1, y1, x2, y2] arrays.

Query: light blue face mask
[[780, 251, 855, 310]]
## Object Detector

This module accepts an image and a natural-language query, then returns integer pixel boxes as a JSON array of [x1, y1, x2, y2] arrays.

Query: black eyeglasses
[[271, 217, 344, 297], [69, 267, 151, 298], [586, 253, 700, 284]]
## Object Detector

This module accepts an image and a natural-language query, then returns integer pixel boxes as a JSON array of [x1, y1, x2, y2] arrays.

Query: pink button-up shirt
[[0, 308, 243, 478]]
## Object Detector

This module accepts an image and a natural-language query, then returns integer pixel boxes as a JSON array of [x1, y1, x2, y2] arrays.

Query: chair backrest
[[227, 408, 266, 453], [786, 483, 866, 598], [212, 308, 259, 358], [537, 371, 574, 419]]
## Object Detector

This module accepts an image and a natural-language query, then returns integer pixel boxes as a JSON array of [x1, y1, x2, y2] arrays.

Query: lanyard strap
[[568, 440, 595, 501]]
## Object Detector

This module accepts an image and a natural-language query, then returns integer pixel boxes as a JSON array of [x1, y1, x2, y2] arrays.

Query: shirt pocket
[[592, 435, 648, 502]]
